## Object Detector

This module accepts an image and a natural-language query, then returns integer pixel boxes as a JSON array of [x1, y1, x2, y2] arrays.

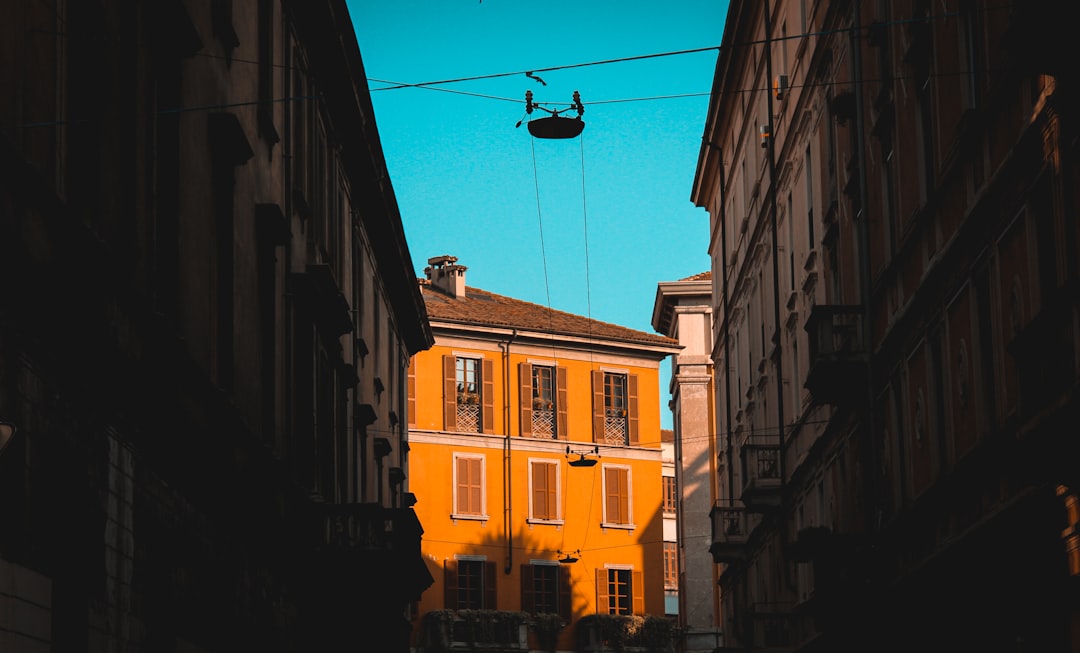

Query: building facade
[[408, 255, 681, 652], [652, 273, 721, 653], [693, 1, 1079, 651], [0, 1, 432, 651]]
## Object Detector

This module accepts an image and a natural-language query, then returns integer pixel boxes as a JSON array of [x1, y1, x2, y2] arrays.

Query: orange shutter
[[632, 570, 644, 615], [407, 356, 416, 426], [482, 358, 495, 433], [556, 366, 568, 439], [531, 461, 546, 519], [443, 356, 457, 431], [521, 564, 535, 612], [592, 370, 604, 443], [595, 569, 610, 614], [468, 458, 482, 514], [627, 374, 639, 445], [444, 560, 459, 609], [604, 467, 619, 524], [456, 457, 469, 513], [519, 362, 533, 438], [547, 463, 558, 518]]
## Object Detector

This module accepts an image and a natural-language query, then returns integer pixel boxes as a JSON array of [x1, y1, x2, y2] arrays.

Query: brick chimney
[[424, 255, 467, 298]]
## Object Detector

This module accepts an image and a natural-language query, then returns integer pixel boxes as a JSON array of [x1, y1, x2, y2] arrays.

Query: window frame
[[527, 458, 563, 525], [596, 565, 643, 616], [662, 475, 677, 514], [663, 542, 678, 589], [452, 453, 488, 521], [521, 561, 572, 621], [601, 464, 634, 529]]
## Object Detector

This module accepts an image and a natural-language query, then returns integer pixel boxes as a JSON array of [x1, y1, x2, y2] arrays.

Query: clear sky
[[347, 1, 729, 428]]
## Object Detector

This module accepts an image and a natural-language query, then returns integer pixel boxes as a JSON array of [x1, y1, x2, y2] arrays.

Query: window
[[602, 465, 633, 528], [453, 454, 486, 519], [521, 363, 567, 439], [444, 558, 495, 610], [529, 460, 561, 522], [592, 371, 638, 445], [444, 355, 493, 433], [521, 563, 572, 620], [663, 542, 678, 589], [595, 568, 643, 615], [662, 476, 677, 514]]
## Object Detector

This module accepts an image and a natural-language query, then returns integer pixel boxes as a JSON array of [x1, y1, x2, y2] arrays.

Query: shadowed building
[[653, 271, 721, 653], [0, 1, 432, 651], [693, 1, 1079, 651]]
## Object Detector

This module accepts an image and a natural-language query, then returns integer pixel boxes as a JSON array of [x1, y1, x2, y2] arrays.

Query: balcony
[[709, 502, 749, 563], [740, 437, 782, 511], [803, 304, 866, 407], [316, 503, 431, 596], [421, 610, 530, 652]]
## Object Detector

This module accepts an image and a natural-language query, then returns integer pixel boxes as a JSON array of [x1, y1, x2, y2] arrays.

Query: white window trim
[[600, 463, 635, 530], [452, 452, 489, 522], [526, 457, 564, 526]]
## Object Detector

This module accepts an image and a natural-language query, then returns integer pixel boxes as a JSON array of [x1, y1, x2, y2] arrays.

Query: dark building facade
[[693, 1, 1078, 651], [1, 1, 432, 651]]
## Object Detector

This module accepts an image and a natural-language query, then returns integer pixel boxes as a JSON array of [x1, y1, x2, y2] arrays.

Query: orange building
[[407, 255, 682, 652]]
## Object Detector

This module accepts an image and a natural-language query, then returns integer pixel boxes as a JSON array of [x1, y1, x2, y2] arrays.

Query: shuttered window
[[454, 454, 484, 517], [521, 564, 572, 621], [445, 559, 496, 609], [530, 460, 559, 521], [595, 568, 643, 615], [592, 371, 639, 445], [445, 355, 495, 433], [602, 465, 632, 527]]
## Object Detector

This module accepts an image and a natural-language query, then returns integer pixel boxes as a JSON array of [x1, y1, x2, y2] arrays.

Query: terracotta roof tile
[[421, 281, 678, 347], [680, 270, 711, 282]]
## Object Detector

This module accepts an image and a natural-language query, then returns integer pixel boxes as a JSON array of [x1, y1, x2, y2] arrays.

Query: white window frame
[[526, 457, 564, 526], [452, 452, 488, 522]]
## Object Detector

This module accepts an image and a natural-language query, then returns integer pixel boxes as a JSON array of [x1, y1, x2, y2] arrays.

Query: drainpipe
[[501, 329, 519, 574]]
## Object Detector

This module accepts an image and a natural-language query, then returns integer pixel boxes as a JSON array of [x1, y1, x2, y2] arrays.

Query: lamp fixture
[[557, 549, 580, 564], [566, 445, 600, 468], [519, 89, 586, 139]]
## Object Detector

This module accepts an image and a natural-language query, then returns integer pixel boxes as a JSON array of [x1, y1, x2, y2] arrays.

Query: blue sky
[[348, 1, 728, 427]]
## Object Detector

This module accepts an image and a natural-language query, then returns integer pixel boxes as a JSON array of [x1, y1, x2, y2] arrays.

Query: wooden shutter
[[595, 569, 610, 614], [531, 461, 546, 519], [456, 457, 469, 514], [407, 357, 416, 426], [444, 560, 458, 609], [519, 362, 533, 438], [556, 366, 568, 439], [632, 570, 644, 615], [443, 355, 457, 431], [484, 561, 497, 609], [627, 374, 639, 445], [545, 463, 557, 519], [592, 370, 605, 443], [558, 565, 572, 621], [521, 564, 535, 612], [482, 358, 495, 433]]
